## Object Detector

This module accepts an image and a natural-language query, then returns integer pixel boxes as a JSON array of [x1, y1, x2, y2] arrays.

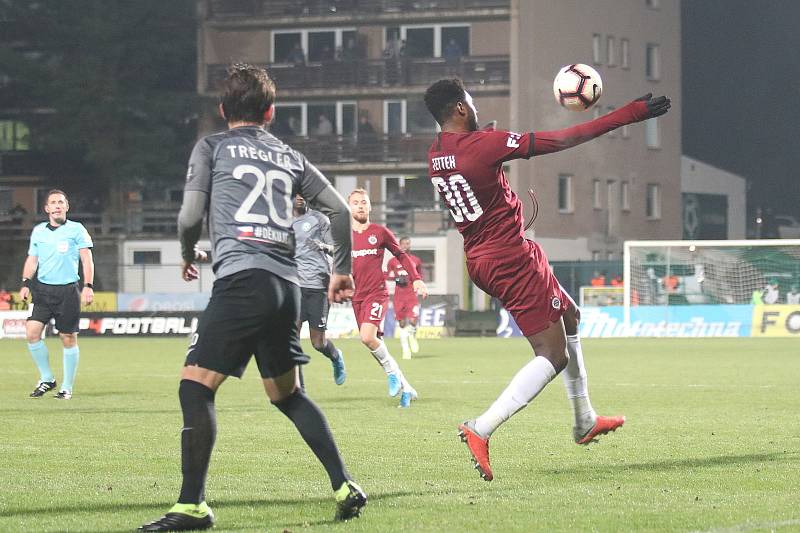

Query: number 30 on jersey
[[431, 174, 483, 223]]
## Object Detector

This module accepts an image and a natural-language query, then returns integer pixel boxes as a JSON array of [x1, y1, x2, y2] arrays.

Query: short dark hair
[[220, 64, 276, 123], [424, 78, 467, 125], [399, 236, 411, 243], [46, 189, 68, 205]]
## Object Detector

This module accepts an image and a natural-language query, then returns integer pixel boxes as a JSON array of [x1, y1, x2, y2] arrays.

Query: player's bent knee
[[263, 367, 299, 402], [181, 364, 227, 391]]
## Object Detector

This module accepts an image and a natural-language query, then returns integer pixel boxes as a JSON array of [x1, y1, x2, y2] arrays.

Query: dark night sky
[[682, 0, 800, 218]]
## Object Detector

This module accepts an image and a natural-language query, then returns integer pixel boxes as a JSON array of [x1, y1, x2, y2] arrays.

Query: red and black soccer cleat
[[576, 415, 626, 445], [458, 421, 493, 481]]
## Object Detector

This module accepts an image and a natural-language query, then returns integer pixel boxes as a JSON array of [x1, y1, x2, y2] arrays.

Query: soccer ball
[[553, 64, 603, 111]]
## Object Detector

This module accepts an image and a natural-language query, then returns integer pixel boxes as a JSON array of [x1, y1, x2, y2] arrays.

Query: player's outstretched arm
[[178, 190, 208, 281], [533, 93, 671, 155]]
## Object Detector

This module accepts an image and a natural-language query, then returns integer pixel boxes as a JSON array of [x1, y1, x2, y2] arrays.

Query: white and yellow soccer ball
[[553, 64, 603, 111]]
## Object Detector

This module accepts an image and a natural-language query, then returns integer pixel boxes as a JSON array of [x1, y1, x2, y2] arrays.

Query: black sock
[[177, 379, 217, 504], [314, 339, 339, 361], [272, 390, 349, 490]]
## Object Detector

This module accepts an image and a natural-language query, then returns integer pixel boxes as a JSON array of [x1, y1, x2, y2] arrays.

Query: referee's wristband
[[85, 283, 94, 289]]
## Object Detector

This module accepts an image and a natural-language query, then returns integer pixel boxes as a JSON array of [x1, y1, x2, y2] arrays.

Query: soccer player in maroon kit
[[385, 236, 423, 359], [349, 189, 428, 407], [424, 78, 670, 481]]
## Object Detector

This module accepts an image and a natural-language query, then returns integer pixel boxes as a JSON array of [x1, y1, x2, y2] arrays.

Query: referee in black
[[139, 64, 365, 531]]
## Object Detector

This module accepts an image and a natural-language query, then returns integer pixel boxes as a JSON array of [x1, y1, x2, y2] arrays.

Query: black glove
[[635, 93, 671, 119]]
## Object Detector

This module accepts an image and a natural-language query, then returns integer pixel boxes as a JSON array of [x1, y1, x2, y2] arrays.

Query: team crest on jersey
[[551, 296, 561, 310], [302, 222, 312, 232], [368, 234, 377, 245]]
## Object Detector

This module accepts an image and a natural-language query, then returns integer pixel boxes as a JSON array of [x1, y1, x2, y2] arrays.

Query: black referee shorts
[[28, 282, 81, 333], [185, 268, 309, 379], [300, 287, 330, 331]]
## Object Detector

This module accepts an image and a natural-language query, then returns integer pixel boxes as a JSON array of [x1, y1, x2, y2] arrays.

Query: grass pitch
[[1, 336, 798, 532]]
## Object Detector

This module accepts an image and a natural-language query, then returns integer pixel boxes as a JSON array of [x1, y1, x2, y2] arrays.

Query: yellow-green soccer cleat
[[138, 502, 214, 531], [334, 480, 367, 521]]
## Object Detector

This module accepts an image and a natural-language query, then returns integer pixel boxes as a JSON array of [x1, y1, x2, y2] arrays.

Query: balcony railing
[[208, 0, 509, 18], [0, 200, 451, 242], [206, 56, 509, 92], [280, 134, 432, 165]]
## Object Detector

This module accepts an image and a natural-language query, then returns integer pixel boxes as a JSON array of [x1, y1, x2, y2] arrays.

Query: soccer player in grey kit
[[139, 64, 366, 531], [292, 194, 347, 385]]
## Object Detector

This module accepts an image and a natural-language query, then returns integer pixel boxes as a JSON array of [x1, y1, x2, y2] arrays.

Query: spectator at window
[[383, 37, 401, 58], [288, 116, 301, 136], [340, 37, 359, 61], [319, 44, 335, 61], [289, 43, 306, 65], [357, 114, 376, 137], [443, 38, 464, 63], [315, 114, 334, 136]]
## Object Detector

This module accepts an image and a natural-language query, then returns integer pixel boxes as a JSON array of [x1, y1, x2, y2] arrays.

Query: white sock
[[474, 356, 557, 438], [408, 324, 417, 336], [370, 341, 399, 374], [399, 326, 410, 353], [563, 334, 596, 428]]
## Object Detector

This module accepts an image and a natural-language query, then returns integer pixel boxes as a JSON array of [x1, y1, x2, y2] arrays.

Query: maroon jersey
[[352, 223, 420, 301], [386, 254, 422, 300], [428, 130, 534, 259]]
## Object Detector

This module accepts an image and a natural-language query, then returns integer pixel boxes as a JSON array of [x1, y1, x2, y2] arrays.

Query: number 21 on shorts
[[369, 302, 384, 321], [431, 174, 483, 222]]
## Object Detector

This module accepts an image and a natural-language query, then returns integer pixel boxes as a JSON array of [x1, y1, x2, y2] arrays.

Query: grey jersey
[[293, 210, 333, 289], [184, 126, 332, 284]]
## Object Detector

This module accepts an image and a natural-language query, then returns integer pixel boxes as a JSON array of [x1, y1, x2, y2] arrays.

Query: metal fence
[[208, 0, 510, 18], [206, 56, 509, 93]]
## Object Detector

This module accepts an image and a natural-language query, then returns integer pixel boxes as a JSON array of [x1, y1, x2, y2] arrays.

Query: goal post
[[623, 239, 800, 326]]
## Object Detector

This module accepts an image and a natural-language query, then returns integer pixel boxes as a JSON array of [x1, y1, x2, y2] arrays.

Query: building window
[[407, 100, 437, 134], [384, 175, 436, 208], [133, 251, 161, 265], [621, 181, 630, 211], [273, 102, 356, 137], [387, 24, 470, 58], [593, 179, 602, 209], [607, 36, 616, 67], [384, 100, 405, 134], [646, 183, 661, 219], [382, 99, 436, 135], [592, 34, 602, 64], [621, 38, 630, 69], [558, 174, 573, 213], [646, 43, 660, 80], [645, 117, 660, 148], [0, 120, 31, 151], [272, 28, 357, 63]]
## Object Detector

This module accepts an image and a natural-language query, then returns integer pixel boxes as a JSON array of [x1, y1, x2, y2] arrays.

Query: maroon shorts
[[352, 292, 389, 335], [467, 240, 568, 337], [393, 292, 420, 321]]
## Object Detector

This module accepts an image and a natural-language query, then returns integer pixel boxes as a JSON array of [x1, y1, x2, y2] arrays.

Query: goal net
[[623, 239, 800, 320]]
